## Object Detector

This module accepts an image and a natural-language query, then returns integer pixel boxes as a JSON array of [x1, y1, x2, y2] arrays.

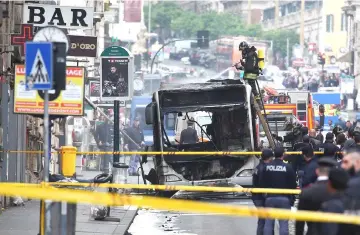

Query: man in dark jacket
[[94, 118, 114, 173], [301, 146, 318, 188], [309, 129, 321, 148], [124, 117, 144, 176], [318, 133, 340, 159], [262, 147, 297, 235], [338, 150, 360, 234], [295, 157, 338, 235], [180, 120, 199, 144], [252, 149, 273, 235], [319, 167, 349, 235]]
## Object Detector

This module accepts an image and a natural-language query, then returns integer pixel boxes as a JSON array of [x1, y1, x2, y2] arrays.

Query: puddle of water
[[128, 209, 198, 235]]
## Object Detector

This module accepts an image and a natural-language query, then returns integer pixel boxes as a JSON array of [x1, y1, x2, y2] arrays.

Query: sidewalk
[[0, 201, 138, 235], [0, 166, 151, 235]]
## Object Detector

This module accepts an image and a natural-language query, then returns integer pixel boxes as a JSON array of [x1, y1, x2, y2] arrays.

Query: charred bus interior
[[145, 80, 258, 183]]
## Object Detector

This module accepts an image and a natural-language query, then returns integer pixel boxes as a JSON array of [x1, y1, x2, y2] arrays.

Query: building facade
[[262, 0, 348, 65], [177, 0, 270, 24], [0, 0, 106, 209], [262, 1, 322, 47]]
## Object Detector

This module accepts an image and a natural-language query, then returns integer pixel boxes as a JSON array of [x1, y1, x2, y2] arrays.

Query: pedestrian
[[301, 146, 319, 188], [94, 117, 114, 173], [318, 133, 340, 159], [295, 157, 338, 235], [262, 147, 297, 235], [252, 149, 273, 235], [338, 151, 360, 234], [336, 133, 347, 161], [180, 119, 199, 144], [345, 120, 352, 132], [309, 129, 321, 148], [319, 167, 349, 235], [342, 138, 356, 156], [316, 128, 324, 144], [124, 117, 145, 176]]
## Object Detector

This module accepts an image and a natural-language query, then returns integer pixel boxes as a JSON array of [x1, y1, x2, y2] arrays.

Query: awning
[[337, 51, 353, 63]]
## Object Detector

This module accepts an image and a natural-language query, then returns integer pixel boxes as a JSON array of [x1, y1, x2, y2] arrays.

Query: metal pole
[[43, 91, 51, 235], [300, 0, 305, 48], [274, 0, 279, 26], [113, 100, 120, 163], [317, 0, 321, 51], [247, 0, 252, 25], [286, 38, 289, 68], [146, 0, 151, 69], [60, 202, 67, 235]]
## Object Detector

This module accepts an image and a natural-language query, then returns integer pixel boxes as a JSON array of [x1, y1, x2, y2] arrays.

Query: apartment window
[[326, 14, 334, 32], [341, 13, 348, 31]]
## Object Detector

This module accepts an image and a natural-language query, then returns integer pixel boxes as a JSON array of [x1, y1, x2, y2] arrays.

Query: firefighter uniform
[[262, 147, 297, 235]]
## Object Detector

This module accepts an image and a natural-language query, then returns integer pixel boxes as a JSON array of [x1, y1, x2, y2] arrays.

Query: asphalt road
[[127, 199, 258, 235], [161, 59, 218, 78]]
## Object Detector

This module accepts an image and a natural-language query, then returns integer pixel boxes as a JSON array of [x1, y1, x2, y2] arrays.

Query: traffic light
[[317, 53, 325, 65], [197, 30, 209, 49]]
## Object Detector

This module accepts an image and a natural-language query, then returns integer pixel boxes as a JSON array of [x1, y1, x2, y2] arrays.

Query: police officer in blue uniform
[[252, 149, 273, 235], [301, 146, 319, 188], [262, 147, 297, 235], [318, 133, 340, 159]]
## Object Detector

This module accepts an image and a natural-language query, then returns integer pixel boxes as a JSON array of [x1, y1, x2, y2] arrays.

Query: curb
[[120, 207, 139, 235]]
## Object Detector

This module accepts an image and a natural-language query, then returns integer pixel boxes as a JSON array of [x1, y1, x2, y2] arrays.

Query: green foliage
[[262, 30, 299, 56], [145, 2, 299, 55]]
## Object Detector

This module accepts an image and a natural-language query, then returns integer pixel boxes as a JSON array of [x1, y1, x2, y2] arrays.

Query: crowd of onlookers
[[281, 70, 343, 92]]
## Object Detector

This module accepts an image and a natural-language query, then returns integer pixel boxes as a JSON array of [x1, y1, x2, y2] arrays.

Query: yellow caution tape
[[0, 182, 300, 195], [3, 150, 327, 155], [0, 183, 359, 225]]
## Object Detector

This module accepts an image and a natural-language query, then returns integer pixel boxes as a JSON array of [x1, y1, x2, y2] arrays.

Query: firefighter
[[236, 41, 262, 107]]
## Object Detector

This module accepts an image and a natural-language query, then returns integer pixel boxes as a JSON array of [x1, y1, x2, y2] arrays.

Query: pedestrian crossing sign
[[25, 42, 53, 90]]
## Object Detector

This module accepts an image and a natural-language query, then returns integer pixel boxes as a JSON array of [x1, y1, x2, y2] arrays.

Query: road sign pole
[[43, 90, 51, 235]]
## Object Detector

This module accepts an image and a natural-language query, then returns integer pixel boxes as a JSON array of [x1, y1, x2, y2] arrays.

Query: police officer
[[318, 133, 340, 159], [301, 146, 319, 188], [252, 149, 273, 235], [339, 151, 360, 234], [262, 147, 297, 235], [295, 157, 338, 235], [319, 167, 349, 235]]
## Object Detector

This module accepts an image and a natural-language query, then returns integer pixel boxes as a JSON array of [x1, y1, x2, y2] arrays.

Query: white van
[[174, 111, 212, 143]]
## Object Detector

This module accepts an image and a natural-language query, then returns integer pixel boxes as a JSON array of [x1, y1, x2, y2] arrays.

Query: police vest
[[266, 165, 287, 172]]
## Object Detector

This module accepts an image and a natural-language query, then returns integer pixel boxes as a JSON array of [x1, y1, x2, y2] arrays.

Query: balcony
[[262, 8, 321, 31]]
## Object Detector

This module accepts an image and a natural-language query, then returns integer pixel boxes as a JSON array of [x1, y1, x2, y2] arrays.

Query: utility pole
[[274, 0, 279, 27], [316, 0, 321, 51], [146, 0, 151, 69], [300, 0, 305, 48], [286, 38, 289, 68], [247, 0, 252, 25]]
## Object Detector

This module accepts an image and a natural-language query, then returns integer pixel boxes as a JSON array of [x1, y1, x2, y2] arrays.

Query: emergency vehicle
[[263, 89, 315, 129]]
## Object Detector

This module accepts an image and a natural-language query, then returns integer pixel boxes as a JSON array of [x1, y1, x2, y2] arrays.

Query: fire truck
[[257, 89, 315, 149], [263, 89, 315, 129]]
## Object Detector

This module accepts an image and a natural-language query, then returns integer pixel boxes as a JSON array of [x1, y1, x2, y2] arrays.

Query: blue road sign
[[25, 42, 53, 90]]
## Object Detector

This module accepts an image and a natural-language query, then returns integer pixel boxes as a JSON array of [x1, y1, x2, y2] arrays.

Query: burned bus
[[144, 79, 260, 189]]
